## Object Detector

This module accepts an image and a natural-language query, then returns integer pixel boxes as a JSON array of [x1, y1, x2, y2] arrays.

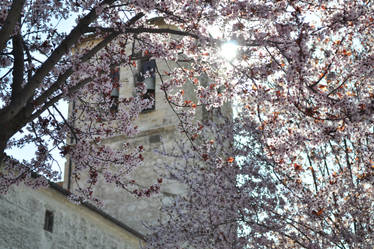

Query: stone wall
[[63, 29, 231, 234], [64, 55, 191, 234], [0, 183, 144, 249]]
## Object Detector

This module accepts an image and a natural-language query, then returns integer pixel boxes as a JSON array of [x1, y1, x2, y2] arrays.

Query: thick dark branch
[[31, 12, 144, 110], [22, 39, 33, 80], [11, 33, 24, 101], [0, 0, 25, 52], [0, 45, 100, 157], [32, 31, 120, 108], [86, 26, 199, 39], [126, 27, 199, 39], [26, 77, 91, 125], [0, 0, 117, 124]]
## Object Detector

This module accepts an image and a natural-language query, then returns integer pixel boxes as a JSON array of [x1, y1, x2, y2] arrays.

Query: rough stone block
[[0, 221, 40, 249]]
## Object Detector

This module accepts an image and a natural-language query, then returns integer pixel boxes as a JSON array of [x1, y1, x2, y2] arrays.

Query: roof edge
[[48, 181, 146, 241]]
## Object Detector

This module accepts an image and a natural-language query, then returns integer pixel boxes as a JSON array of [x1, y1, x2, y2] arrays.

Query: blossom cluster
[[0, 0, 373, 247]]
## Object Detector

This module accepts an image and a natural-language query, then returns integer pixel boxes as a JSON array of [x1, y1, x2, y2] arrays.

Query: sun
[[220, 41, 238, 61]]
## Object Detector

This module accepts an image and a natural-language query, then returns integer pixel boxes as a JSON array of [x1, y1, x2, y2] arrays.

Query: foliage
[[0, 0, 191, 197], [146, 113, 374, 248], [146, 115, 286, 248], [0, 0, 373, 247]]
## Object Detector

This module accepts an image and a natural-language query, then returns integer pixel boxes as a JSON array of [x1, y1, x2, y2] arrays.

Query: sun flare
[[220, 41, 238, 61]]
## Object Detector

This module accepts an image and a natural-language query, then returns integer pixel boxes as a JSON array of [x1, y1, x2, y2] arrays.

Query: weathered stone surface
[[0, 219, 41, 249], [0, 185, 143, 249], [64, 58, 190, 234]]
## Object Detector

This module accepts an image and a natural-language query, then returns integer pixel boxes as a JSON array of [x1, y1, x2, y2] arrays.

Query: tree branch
[[32, 31, 120, 109], [0, 0, 25, 52], [86, 26, 199, 39], [31, 12, 144, 111], [0, 0, 117, 124], [26, 77, 91, 125], [11, 33, 24, 102]]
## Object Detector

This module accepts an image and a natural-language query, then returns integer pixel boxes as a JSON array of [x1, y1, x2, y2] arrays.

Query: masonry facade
[[63, 54, 190, 234], [0, 19, 230, 248], [0, 183, 144, 249], [0, 28, 190, 249], [61, 19, 195, 235]]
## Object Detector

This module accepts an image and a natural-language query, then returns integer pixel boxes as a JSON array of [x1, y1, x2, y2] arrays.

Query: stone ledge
[[48, 181, 146, 241]]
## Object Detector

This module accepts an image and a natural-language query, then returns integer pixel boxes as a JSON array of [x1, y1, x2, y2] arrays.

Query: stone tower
[[63, 28, 193, 235], [63, 19, 232, 235]]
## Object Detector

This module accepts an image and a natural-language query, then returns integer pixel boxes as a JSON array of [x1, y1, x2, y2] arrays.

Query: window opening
[[149, 134, 161, 143], [44, 210, 54, 232], [110, 66, 120, 113], [137, 58, 156, 111], [202, 106, 213, 124]]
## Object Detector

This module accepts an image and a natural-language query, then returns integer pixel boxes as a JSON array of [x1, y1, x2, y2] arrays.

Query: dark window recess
[[202, 105, 213, 124], [137, 59, 156, 112], [44, 210, 54, 232], [149, 134, 161, 143], [110, 67, 120, 113]]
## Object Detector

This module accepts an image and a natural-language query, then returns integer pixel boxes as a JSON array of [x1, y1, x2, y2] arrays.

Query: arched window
[[110, 66, 120, 113], [136, 58, 156, 112]]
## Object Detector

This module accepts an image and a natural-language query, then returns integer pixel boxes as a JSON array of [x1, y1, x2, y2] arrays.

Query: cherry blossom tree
[[1, 0, 373, 246], [146, 114, 287, 248], [143, 0, 373, 248], [146, 112, 374, 248], [0, 0, 197, 198]]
